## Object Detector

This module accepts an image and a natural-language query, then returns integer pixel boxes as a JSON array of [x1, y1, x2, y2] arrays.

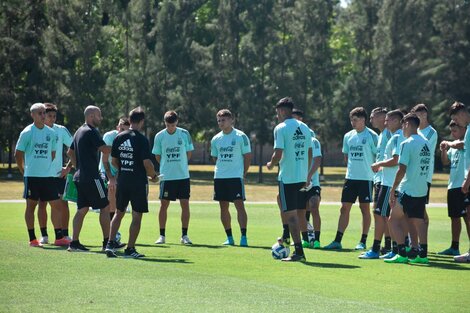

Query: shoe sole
[[67, 248, 89, 252]]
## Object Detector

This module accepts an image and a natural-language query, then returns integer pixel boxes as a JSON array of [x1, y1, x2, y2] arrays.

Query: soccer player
[[439, 121, 469, 256], [410, 104, 437, 247], [153, 111, 194, 245], [449, 101, 470, 263], [15, 103, 65, 247], [267, 97, 312, 262], [105, 107, 158, 258], [99, 117, 130, 245], [361, 109, 405, 259], [210, 109, 251, 246], [67, 106, 111, 252], [37, 103, 73, 245], [305, 135, 323, 249], [369, 107, 392, 254], [324, 107, 378, 250], [386, 113, 431, 264]]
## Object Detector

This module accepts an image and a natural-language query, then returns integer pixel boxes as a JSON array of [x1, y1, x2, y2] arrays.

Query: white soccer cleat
[[155, 235, 165, 244], [39, 236, 49, 245], [180, 235, 193, 245]]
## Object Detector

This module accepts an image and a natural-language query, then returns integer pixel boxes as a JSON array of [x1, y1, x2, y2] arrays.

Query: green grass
[[0, 202, 469, 312]]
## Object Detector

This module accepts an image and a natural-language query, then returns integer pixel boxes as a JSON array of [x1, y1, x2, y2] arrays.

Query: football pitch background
[[0, 201, 468, 313]]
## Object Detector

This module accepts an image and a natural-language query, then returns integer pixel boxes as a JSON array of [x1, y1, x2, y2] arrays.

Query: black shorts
[[373, 183, 381, 204], [116, 183, 149, 213], [425, 182, 431, 204], [76, 177, 109, 209], [55, 177, 66, 196], [279, 181, 305, 212], [397, 192, 426, 219], [341, 179, 373, 203], [23, 177, 60, 201], [159, 178, 190, 201], [374, 185, 392, 217], [305, 186, 321, 202], [447, 188, 467, 218], [214, 178, 245, 202]]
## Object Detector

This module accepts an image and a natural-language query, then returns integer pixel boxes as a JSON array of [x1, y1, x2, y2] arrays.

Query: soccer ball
[[308, 232, 315, 245], [272, 243, 290, 259]]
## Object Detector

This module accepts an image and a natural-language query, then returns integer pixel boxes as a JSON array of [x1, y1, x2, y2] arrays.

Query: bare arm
[[66, 148, 76, 168], [371, 155, 399, 172], [51, 150, 56, 162], [187, 151, 192, 161], [102, 148, 114, 180], [307, 156, 322, 183], [440, 148, 450, 166], [155, 154, 161, 164], [266, 149, 283, 170], [343, 154, 348, 164], [143, 159, 158, 182], [111, 157, 120, 171], [14, 150, 25, 175], [243, 153, 252, 178], [98, 144, 111, 155]]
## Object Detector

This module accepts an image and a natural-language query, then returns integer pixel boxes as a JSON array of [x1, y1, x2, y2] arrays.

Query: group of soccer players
[[14, 99, 470, 263]]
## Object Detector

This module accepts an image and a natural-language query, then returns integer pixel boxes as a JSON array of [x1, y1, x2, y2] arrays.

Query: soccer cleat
[[358, 249, 380, 259], [29, 239, 44, 248], [355, 242, 366, 250], [154, 235, 166, 244], [409, 256, 429, 264], [281, 253, 306, 262], [39, 236, 49, 245], [454, 252, 470, 263], [180, 235, 193, 245], [222, 236, 235, 246], [64, 236, 72, 242], [302, 240, 310, 248], [54, 237, 71, 247], [380, 247, 391, 255], [323, 241, 342, 250], [384, 254, 408, 264], [312, 240, 321, 249], [437, 247, 460, 256], [124, 247, 145, 258], [67, 241, 89, 252], [380, 251, 396, 259], [240, 236, 248, 247], [104, 241, 119, 258]]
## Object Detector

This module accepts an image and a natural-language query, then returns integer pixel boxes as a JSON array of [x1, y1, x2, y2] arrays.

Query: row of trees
[[1, 0, 470, 171]]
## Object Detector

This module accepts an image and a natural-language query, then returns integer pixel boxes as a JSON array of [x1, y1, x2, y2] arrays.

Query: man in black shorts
[[105, 107, 158, 258], [67, 105, 112, 252]]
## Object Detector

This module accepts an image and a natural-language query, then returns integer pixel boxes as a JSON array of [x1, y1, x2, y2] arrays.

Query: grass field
[[0, 202, 469, 313]]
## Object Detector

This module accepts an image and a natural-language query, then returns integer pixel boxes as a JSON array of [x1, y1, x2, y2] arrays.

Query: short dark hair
[[411, 103, 428, 113], [386, 109, 404, 121], [349, 107, 367, 119], [44, 103, 58, 113], [129, 108, 144, 124], [164, 110, 178, 124], [401, 113, 420, 128], [276, 97, 294, 110], [449, 101, 467, 117], [216, 109, 232, 118], [292, 108, 304, 118], [371, 107, 387, 115]]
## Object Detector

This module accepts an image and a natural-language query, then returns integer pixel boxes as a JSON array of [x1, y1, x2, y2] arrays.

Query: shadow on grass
[[136, 243, 170, 248], [320, 248, 356, 253], [132, 257, 193, 264], [302, 261, 360, 269]]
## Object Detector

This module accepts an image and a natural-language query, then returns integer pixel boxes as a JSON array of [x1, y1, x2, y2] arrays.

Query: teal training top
[[211, 128, 251, 179], [342, 127, 378, 181], [418, 125, 437, 183], [273, 118, 312, 184], [381, 129, 405, 187], [310, 137, 322, 187], [397, 134, 431, 197], [99, 130, 119, 176], [374, 128, 392, 184], [152, 127, 194, 181], [16, 124, 57, 177], [48, 124, 73, 177], [447, 147, 465, 189], [464, 125, 470, 178]]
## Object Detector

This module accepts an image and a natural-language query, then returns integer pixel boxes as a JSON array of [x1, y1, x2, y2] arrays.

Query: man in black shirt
[[105, 107, 158, 258], [67, 106, 112, 252]]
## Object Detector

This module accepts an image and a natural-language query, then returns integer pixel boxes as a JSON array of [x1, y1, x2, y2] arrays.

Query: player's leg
[[278, 195, 290, 244], [128, 211, 143, 251], [156, 199, 170, 244], [37, 200, 49, 244], [356, 180, 373, 250], [219, 201, 234, 245], [454, 207, 470, 262], [234, 200, 248, 246], [385, 198, 408, 263], [179, 199, 192, 244], [309, 193, 321, 248]]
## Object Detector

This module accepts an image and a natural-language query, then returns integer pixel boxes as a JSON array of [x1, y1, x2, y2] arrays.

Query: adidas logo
[[419, 144, 430, 157], [292, 127, 306, 140], [118, 139, 133, 152]]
